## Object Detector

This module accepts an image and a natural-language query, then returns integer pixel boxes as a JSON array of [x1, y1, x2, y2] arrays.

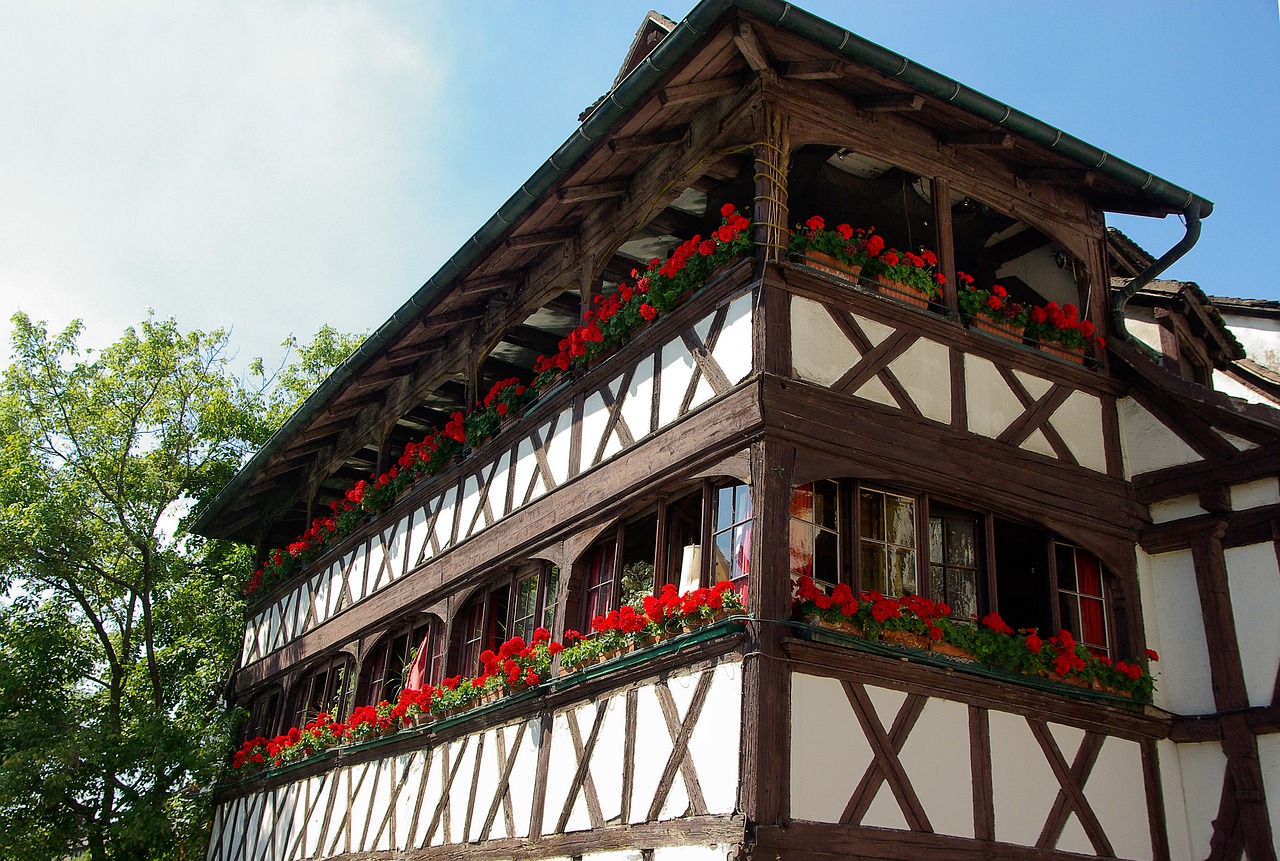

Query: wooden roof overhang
[[193, 0, 1213, 548]]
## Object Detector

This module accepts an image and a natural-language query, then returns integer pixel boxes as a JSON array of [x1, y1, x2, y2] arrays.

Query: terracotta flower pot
[[795, 250, 862, 282], [1038, 341, 1087, 365], [970, 316, 1024, 344], [805, 614, 864, 638], [929, 641, 976, 661], [879, 629, 931, 650], [876, 275, 932, 309]]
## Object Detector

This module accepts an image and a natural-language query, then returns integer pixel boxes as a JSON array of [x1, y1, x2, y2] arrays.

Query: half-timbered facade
[[195, 3, 1280, 859]]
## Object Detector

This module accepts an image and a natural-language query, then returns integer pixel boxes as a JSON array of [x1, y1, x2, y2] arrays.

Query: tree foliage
[[0, 314, 358, 860]]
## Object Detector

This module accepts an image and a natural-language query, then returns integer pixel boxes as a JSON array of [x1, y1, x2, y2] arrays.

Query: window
[[453, 562, 558, 676], [583, 542, 616, 625], [790, 480, 841, 589], [357, 615, 443, 706], [241, 686, 283, 742], [859, 487, 917, 597], [929, 509, 981, 621], [290, 655, 352, 725], [712, 483, 752, 588], [787, 478, 1120, 650], [1056, 543, 1110, 656]]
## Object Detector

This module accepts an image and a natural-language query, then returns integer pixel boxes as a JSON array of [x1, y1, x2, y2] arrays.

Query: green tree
[[0, 314, 358, 860]]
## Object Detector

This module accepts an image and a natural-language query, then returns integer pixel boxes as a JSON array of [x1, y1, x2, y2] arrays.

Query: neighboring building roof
[[193, 0, 1215, 543], [1117, 276, 1246, 362]]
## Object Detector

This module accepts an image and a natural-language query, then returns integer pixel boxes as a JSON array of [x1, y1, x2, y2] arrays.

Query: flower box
[[879, 628, 931, 650], [1038, 341, 1087, 365], [794, 250, 863, 282], [876, 274, 932, 309], [969, 316, 1024, 344]]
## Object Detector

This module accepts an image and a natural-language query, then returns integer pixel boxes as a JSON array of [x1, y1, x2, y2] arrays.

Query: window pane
[[929, 518, 943, 562], [888, 495, 916, 547], [789, 519, 814, 579], [814, 529, 839, 584], [1059, 592, 1080, 640], [542, 566, 559, 630], [1055, 542, 1077, 591], [861, 542, 886, 594], [1075, 551, 1102, 596], [716, 486, 734, 533], [946, 518, 975, 567], [735, 484, 752, 523], [791, 485, 813, 521], [954, 569, 978, 621], [814, 480, 838, 530], [860, 490, 884, 541], [930, 564, 945, 604], [713, 530, 735, 582], [891, 548, 917, 595], [732, 523, 752, 579]]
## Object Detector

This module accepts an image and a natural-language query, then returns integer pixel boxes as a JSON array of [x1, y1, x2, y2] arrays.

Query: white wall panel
[[1085, 736, 1152, 861], [1224, 542, 1280, 707], [714, 293, 754, 384], [965, 356, 1024, 439], [989, 710, 1058, 847], [789, 672, 871, 822], [1176, 742, 1228, 861], [790, 296, 859, 386], [688, 662, 743, 815], [1137, 549, 1216, 715], [1118, 397, 1201, 477], [1259, 734, 1280, 849], [1049, 389, 1106, 473], [897, 697, 972, 838], [887, 337, 951, 425]]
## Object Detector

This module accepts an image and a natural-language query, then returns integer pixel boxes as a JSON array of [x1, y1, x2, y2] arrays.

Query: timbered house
[[195, 3, 1280, 859]]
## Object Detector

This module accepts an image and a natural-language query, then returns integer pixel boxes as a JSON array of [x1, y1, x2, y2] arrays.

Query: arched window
[[289, 653, 353, 726], [356, 614, 444, 707], [452, 561, 558, 677]]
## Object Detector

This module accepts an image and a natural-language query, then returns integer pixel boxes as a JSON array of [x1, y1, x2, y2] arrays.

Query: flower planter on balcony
[[876, 274, 932, 309], [969, 316, 1025, 344], [1037, 341, 1088, 365], [878, 628, 932, 650], [793, 250, 862, 282]]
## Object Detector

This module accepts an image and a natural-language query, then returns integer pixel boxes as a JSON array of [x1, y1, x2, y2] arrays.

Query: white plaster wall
[[712, 292, 754, 384], [1231, 478, 1280, 510], [896, 696, 972, 838], [1223, 542, 1280, 707], [1176, 742, 1228, 861], [790, 296, 860, 386], [1213, 369, 1276, 407], [886, 337, 951, 425], [1085, 736, 1152, 861], [1049, 389, 1107, 473], [1118, 397, 1202, 478], [988, 710, 1059, 847], [1155, 739, 1195, 861], [965, 355, 1024, 439], [1221, 311, 1280, 372], [789, 672, 872, 822], [1124, 316, 1165, 356], [1137, 549, 1216, 715], [1149, 494, 1206, 524]]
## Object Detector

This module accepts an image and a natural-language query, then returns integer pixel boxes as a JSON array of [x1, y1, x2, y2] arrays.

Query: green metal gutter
[[192, 0, 1211, 537]]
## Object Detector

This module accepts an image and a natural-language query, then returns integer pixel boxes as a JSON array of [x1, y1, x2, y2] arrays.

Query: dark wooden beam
[[501, 325, 563, 357], [732, 21, 770, 72], [607, 126, 686, 154], [1021, 167, 1098, 187], [858, 93, 924, 112], [505, 225, 579, 251], [421, 308, 487, 332], [778, 59, 844, 80], [977, 227, 1051, 270], [556, 180, 628, 204], [456, 272, 524, 297], [659, 75, 743, 106], [942, 131, 1013, 149]]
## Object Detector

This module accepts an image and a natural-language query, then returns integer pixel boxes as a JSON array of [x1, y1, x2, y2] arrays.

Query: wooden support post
[[753, 99, 790, 264], [932, 176, 957, 311], [741, 437, 794, 827]]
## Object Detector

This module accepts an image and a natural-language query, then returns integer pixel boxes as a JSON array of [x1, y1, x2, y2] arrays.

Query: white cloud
[[0, 0, 448, 365]]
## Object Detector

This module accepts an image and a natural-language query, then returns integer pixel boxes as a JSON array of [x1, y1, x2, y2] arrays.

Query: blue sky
[[2, 1, 1277, 370]]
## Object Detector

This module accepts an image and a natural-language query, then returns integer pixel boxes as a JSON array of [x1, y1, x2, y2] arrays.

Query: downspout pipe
[[1110, 211, 1202, 357]]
